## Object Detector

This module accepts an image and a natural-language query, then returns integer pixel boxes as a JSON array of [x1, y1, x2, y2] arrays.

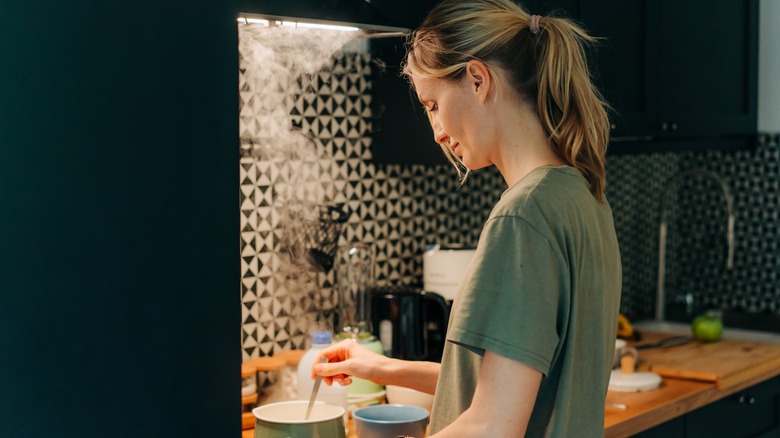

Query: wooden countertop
[[245, 331, 780, 437], [605, 331, 780, 437]]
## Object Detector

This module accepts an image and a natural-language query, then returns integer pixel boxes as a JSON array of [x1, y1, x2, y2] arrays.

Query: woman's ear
[[466, 60, 492, 102]]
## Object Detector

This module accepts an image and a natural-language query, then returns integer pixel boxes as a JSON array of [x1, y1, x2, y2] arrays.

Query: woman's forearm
[[378, 358, 440, 394], [314, 340, 439, 394]]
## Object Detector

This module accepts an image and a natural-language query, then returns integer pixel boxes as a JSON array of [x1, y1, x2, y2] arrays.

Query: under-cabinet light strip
[[237, 17, 359, 32]]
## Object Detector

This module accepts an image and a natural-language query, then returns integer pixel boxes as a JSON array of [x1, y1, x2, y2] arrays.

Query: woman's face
[[411, 74, 493, 170]]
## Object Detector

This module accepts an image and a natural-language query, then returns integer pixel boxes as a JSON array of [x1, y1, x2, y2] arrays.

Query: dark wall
[[0, 1, 239, 436]]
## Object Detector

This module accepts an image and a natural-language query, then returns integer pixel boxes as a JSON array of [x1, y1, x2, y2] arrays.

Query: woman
[[313, 0, 622, 435]]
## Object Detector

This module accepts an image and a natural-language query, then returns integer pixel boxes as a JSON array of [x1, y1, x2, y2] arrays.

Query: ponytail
[[536, 17, 610, 202], [403, 0, 611, 202]]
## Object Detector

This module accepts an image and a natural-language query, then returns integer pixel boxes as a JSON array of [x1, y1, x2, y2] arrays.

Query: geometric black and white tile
[[239, 25, 780, 359], [606, 135, 780, 319]]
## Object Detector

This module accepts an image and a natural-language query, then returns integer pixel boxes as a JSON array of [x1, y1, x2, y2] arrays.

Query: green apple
[[692, 314, 724, 342]]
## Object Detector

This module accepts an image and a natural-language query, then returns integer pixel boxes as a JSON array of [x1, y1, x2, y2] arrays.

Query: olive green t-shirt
[[429, 166, 622, 437]]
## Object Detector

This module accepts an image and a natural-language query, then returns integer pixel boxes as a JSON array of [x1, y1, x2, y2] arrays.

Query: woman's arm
[[313, 339, 440, 394], [430, 350, 542, 437]]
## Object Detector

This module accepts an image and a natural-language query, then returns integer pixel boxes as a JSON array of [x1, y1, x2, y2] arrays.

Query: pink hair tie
[[529, 15, 542, 35]]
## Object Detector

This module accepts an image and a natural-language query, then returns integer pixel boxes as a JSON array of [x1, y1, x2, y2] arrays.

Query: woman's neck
[[490, 104, 566, 187]]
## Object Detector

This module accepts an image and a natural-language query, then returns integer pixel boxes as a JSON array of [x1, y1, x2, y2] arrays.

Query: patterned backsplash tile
[[239, 45, 779, 359]]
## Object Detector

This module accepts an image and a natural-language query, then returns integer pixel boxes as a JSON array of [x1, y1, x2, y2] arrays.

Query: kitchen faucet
[[656, 169, 735, 321]]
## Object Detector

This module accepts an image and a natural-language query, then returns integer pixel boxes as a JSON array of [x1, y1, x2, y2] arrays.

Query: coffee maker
[[368, 286, 451, 363]]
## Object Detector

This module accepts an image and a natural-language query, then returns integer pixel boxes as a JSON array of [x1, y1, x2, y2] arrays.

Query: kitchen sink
[[633, 318, 780, 344]]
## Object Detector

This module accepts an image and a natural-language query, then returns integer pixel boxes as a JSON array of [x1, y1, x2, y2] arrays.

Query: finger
[[309, 355, 330, 379], [314, 361, 350, 377], [319, 341, 352, 363], [334, 376, 352, 386], [318, 371, 351, 387]]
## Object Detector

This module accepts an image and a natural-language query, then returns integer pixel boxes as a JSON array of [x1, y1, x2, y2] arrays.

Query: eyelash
[[424, 103, 438, 112]]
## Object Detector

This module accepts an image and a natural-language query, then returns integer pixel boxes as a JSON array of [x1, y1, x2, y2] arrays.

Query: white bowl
[[385, 385, 434, 412]]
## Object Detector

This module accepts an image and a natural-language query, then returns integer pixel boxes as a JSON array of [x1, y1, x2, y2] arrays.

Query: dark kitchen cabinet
[[633, 415, 685, 438], [368, 1, 446, 165], [580, 0, 655, 140], [633, 376, 780, 438], [581, 0, 758, 147], [652, 0, 758, 140], [686, 376, 780, 438], [370, 35, 448, 165]]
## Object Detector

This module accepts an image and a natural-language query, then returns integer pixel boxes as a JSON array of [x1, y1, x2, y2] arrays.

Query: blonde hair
[[403, 0, 611, 202]]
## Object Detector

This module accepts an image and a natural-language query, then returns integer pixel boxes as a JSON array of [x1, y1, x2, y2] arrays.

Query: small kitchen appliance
[[336, 244, 375, 338], [369, 286, 450, 362], [422, 245, 476, 302], [334, 244, 384, 396]]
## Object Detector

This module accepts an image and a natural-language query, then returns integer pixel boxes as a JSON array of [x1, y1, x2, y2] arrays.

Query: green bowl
[[253, 400, 346, 438]]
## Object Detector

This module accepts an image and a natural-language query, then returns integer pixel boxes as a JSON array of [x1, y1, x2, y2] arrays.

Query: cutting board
[[635, 333, 780, 388]]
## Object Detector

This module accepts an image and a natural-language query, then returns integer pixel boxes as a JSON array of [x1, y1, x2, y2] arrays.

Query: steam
[[238, 24, 357, 345], [238, 23, 355, 164]]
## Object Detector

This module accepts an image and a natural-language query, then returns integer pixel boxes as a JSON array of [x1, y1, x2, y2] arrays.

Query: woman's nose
[[432, 120, 449, 145], [435, 130, 449, 146]]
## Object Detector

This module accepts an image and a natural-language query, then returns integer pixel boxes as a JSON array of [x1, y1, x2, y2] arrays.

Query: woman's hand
[[312, 339, 394, 386]]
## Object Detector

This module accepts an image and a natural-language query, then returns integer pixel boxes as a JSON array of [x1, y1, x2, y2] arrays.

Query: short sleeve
[[446, 215, 567, 375]]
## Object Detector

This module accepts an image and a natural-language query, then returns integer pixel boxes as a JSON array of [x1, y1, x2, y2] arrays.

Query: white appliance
[[422, 245, 476, 302]]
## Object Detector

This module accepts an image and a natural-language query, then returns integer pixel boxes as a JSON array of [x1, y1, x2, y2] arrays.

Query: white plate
[[609, 370, 662, 392]]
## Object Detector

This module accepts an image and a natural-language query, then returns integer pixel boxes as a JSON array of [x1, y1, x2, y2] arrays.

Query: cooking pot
[[252, 400, 346, 438]]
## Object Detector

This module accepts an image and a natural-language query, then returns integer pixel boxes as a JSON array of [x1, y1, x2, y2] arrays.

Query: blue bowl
[[352, 404, 429, 438]]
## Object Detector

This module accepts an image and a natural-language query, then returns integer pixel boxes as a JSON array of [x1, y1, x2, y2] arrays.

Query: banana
[[616, 313, 634, 339]]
